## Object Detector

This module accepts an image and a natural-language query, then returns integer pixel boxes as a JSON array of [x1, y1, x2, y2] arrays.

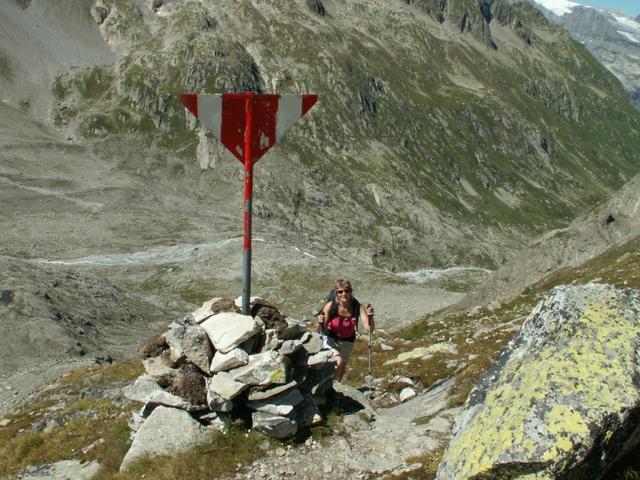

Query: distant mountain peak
[[530, 0, 640, 110]]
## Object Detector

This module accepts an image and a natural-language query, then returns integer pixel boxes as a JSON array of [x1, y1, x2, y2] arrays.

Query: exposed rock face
[[435, 284, 640, 479], [457, 171, 640, 310]]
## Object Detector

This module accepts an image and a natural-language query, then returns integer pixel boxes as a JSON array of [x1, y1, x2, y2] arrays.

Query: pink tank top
[[326, 315, 357, 339]]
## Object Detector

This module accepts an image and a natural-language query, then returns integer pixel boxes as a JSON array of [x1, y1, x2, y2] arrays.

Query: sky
[[535, 0, 640, 18], [584, 0, 640, 17]]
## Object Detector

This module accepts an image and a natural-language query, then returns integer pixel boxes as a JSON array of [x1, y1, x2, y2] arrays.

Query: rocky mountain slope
[[530, 0, 640, 109], [1, 0, 640, 275], [1, 0, 640, 422], [452, 169, 640, 311]]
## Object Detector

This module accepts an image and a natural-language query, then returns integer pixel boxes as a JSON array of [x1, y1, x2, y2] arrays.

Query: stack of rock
[[121, 297, 335, 469]]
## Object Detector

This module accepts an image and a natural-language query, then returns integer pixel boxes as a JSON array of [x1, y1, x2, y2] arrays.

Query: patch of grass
[[0, 400, 132, 478], [89, 417, 132, 476], [385, 447, 445, 479], [344, 335, 458, 392], [109, 426, 266, 480], [0, 359, 146, 476], [0, 356, 270, 479], [59, 359, 144, 390], [52, 75, 70, 100], [74, 66, 114, 101]]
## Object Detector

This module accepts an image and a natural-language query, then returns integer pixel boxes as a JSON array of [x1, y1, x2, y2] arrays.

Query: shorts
[[322, 335, 355, 364]]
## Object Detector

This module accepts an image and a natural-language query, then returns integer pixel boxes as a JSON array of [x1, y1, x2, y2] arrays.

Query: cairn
[[120, 296, 335, 470]]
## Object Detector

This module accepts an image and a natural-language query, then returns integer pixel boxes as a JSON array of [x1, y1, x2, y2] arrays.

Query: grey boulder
[[436, 284, 640, 480], [252, 412, 298, 439], [120, 406, 213, 472], [163, 322, 212, 373], [208, 372, 248, 400], [246, 388, 304, 416]]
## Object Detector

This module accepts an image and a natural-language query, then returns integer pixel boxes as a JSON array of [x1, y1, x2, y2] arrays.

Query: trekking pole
[[368, 329, 372, 377], [366, 303, 373, 387]]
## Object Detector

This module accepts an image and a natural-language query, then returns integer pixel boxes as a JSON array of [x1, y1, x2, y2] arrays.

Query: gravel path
[[236, 379, 459, 480]]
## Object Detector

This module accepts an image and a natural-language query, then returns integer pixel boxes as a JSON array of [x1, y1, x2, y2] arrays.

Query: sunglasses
[[336, 289, 352, 295]]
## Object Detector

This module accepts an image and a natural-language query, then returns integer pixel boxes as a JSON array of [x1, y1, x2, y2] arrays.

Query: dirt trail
[[237, 379, 459, 479]]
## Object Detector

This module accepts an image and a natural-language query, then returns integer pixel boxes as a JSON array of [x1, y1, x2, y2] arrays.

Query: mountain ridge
[[2, 0, 639, 273], [530, 0, 640, 109]]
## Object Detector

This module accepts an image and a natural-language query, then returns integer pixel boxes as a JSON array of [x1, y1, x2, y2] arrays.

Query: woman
[[317, 279, 374, 381]]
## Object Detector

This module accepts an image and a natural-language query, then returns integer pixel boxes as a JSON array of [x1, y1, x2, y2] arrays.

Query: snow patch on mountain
[[612, 13, 640, 32], [617, 30, 640, 43], [533, 0, 581, 16]]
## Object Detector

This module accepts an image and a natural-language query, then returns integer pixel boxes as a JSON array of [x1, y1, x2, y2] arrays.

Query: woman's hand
[[366, 304, 374, 317], [316, 312, 325, 332]]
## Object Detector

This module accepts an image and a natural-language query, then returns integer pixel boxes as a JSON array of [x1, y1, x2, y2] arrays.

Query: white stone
[[120, 406, 213, 471], [246, 388, 304, 416], [205, 378, 234, 412], [16, 460, 101, 480], [302, 332, 324, 354], [399, 387, 417, 403], [307, 350, 334, 367], [261, 329, 282, 351], [210, 348, 249, 372], [394, 376, 415, 386], [247, 380, 298, 401], [191, 304, 216, 324], [202, 297, 223, 310], [278, 339, 303, 355], [201, 312, 261, 353], [208, 372, 248, 400], [230, 350, 289, 386], [124, 375, 198, 411]]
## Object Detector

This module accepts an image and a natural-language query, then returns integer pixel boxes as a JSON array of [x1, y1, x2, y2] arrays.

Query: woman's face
[[336, 286, 352, 303]]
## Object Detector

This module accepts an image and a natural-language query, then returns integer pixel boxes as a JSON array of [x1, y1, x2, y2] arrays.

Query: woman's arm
[[317, 301, 332, 332]]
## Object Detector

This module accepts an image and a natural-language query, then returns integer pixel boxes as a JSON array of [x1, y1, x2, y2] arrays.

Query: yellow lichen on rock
[[435, 285, 640, 479]]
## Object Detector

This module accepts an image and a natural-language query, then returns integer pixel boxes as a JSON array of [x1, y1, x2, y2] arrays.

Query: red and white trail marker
[[180, 93, 318, 314]]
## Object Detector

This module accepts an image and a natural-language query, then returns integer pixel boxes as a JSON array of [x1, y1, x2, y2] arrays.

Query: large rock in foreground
[[120, 406, 215, 472], [436, 284, 640, 480]]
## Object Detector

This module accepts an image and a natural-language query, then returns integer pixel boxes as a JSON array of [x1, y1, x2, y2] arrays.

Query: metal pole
[[241, 94, 254, 315]]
